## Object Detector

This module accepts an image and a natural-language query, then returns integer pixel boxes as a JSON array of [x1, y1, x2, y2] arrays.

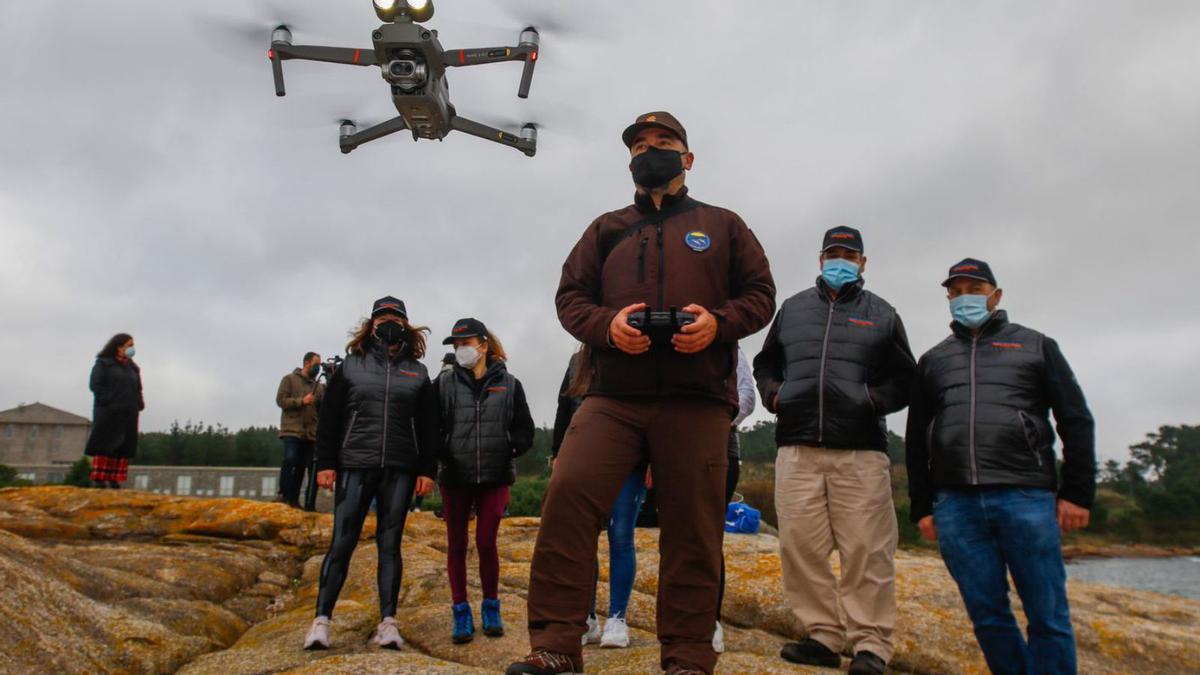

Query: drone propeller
[[195, 1, 326, 55], [495, 0, 598, 40]]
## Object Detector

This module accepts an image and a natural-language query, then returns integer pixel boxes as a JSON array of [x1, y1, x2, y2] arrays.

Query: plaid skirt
[[90, 455, 129, 483]]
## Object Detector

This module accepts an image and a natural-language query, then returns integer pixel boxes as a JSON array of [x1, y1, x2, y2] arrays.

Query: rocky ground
[[1, 487, 1197, 674]]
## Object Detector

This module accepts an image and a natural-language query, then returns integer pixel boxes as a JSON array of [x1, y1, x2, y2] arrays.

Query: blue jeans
[[590, 469, 648, 618], [280, 437, 313, 505], [934, 488, 1076, 675]]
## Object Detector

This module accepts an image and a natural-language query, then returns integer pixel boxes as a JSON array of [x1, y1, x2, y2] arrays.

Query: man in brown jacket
[[508, 112, 776, 675], [276, 352, 324, 510]]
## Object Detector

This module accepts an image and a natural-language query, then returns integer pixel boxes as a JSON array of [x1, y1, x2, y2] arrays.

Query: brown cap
[[621, 111, 688, 148]]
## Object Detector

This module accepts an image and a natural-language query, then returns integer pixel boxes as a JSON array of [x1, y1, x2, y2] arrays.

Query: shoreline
[[1062, 542, 1200, 561]]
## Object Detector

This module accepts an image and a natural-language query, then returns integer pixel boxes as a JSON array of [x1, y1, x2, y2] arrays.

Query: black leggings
[[717, 447, 741, 621], [315, 468, 417, 618]]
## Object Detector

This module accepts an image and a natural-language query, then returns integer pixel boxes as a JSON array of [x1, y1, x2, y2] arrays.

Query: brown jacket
[[277, 368, 324, 440], [556, 188, 776, 409]]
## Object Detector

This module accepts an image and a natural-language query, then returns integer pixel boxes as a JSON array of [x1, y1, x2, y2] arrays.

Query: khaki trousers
[[775, 444, 898, 661]]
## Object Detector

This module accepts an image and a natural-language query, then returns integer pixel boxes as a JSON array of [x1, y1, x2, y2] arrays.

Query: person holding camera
[[302, 296, 437, 651], [276, 352, 324, 509], [508, 112, 775, 675], [434, 318, 534, 645]]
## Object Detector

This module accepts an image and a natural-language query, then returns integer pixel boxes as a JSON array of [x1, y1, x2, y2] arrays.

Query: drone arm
[[339, 116, 408, 155], [450, 115, 536, 157], [443, 45, 534, 68], [273, 44, 378, 67]]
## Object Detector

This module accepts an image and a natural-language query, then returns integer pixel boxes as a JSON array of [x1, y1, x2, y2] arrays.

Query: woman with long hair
[[552, 344, 649, 649], [435, 318, 535, 644], [84, 333, 144, 488], [303, 297, 437, 651]]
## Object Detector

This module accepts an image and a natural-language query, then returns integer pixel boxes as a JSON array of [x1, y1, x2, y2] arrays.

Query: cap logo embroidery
[[684, 230, 712, 252], [645, 115, 657, 122], [453, 326, 468, 333], [831, 233, 855, 239], [953, 265, 980, 272]]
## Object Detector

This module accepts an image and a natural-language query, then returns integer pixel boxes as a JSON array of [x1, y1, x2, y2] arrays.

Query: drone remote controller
[[627, 307, 696, 346]]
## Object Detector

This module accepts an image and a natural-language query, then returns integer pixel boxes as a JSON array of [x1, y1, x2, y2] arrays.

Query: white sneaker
[[373, 617, 405, 650], [303, 616, 331, 650], [581, 615, 602, 645], [712, 621, 725, 653], [600, 617, 630, 648]]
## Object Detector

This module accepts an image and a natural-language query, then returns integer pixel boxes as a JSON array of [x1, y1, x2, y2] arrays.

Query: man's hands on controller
[[609, 302, 717, 355]]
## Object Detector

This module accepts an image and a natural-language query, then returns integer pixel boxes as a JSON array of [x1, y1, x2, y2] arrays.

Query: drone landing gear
[[338, 117, 408, 154], [450, 116, 537, 157]]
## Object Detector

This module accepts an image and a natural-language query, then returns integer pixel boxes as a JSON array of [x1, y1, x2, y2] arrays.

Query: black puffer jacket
[[905, 311, 1096, 522], [435, 361, 534, 487], [315, 341, 439, 476], [753, 278, 916, 450]]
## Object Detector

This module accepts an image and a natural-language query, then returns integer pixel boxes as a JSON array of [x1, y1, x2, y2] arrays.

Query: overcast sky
[[2, 1, 1197, 463]]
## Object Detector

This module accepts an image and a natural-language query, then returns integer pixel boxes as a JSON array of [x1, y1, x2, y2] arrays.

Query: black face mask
[[374, 321, 407, 348], [630, 147, 685, 189]]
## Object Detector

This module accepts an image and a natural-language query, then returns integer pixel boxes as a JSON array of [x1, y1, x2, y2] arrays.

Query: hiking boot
[[303, 616, 331, 650], [848, 650, 887, 675], [581, 614, 601, 645], [780, 638, 841, 667], [600, 617, 630, 648], [372, 617, 405, 649], [664, 661, 706, 674], [107, 481, 121, 489], [481, 597, 505, 637], [91, 480, 106, 489], [505, 649, 583, 674], [712, 621, 725, 653], [451, 601, 474, 644]]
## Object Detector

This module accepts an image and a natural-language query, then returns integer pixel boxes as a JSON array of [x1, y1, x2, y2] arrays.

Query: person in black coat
[[84, 333, 144, 489]]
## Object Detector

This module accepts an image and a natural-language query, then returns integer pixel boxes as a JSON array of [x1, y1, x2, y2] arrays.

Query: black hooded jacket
[[905, 311, 1096, 522], [753, 278, 916, 450], [315, 340, 439, 477], [434, 361, 535, 487]]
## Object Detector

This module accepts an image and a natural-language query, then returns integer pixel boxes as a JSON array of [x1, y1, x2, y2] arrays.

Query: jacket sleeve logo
[[684, 230, 712, 252]]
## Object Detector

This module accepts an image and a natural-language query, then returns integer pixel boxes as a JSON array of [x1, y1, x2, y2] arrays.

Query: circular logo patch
[[684, 231, 711, 252]]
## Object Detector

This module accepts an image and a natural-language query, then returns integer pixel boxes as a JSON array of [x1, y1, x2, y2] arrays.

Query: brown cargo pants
[[527, 395, 730, 673]]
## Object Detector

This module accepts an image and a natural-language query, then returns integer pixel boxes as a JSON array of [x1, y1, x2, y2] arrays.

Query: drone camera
[[383, 50, 428, 92]]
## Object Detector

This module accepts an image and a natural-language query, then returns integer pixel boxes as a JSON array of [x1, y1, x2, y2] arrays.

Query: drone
[[268, 0, 539, 156]]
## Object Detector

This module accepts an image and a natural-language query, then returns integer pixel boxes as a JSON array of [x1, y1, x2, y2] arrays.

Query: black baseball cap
[[941, 258, 997, 287], [622, 111, 688, 148], [371, 296, 408, 319], [821, 226, 864, 253], [442, 317, 489, 345]]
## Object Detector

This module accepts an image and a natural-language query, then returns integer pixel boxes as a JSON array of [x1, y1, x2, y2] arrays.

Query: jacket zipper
[[341, 411, 359, 451], [655, 221, 666, 310], [637, 232, 648, 283], [381, 357, 392, 468], [817, 300, 835, 443], [925, 414, 938, 470], [475, 398, 482, 484], [968, 335, 979, 484]]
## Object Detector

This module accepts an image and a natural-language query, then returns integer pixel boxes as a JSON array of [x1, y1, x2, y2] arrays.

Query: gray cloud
[[2, 1, 1198, 462]]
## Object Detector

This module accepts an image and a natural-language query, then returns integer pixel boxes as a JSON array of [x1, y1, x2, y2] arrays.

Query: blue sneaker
[[481, 597, 504, 637], [452, 602, 474, 644]]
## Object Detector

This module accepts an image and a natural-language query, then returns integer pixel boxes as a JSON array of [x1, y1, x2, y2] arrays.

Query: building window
[[17, 473, 35, 482], [47, 472, 63, 483], [134, 475, 149, 491], [261, 476, 277, 496], [54, 425, 64, 439], [219, 476, 235, 497], [29, 425, 39, 439], [176, 475, 192, 496], [3, 424, 12, 438]]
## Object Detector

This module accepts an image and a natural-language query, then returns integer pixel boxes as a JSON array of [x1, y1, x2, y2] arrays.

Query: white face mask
[[455, 345, 482, 369]]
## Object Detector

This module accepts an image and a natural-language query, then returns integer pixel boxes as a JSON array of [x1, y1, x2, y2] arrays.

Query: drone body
[[268, 0, 538, 156]]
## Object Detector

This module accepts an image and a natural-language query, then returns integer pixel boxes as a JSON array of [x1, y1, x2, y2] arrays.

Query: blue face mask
[[949, 293, 995, 329], [124, 347, 136, 359], [821, 258, 860, 290]]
